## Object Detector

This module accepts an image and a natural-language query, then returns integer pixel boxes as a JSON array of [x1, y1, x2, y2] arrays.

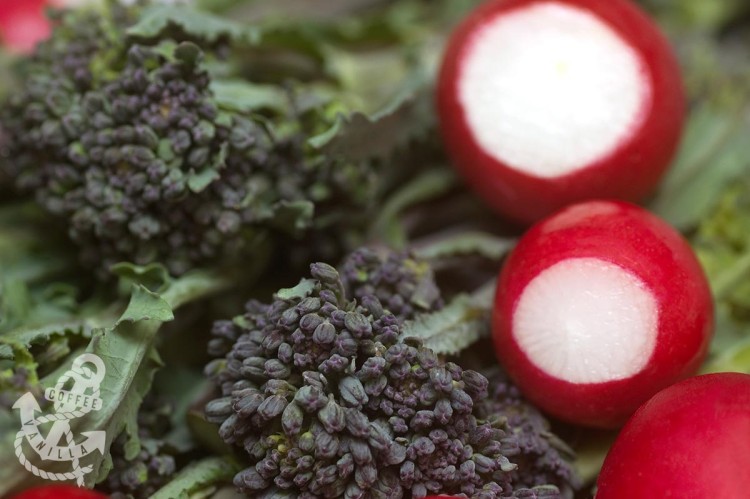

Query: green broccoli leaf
[[369, 168, 457, 249], [400, 281, 495, 355], [276, 278, 317, 301], [110, 263, 173, 293], [0, 321, 94, 361], [211, 80, 291, 114], [115, 286, 174, 326], [127, 5, 261, 44], [0, 270, 232, 495], [309, 72, 433, 161], [413, 231, 516, 262], [150, 456, 241, 499]]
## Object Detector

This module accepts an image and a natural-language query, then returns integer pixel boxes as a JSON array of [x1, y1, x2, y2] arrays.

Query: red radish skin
[[437, 0, 685, 225], [492, 200, 713, 428], [9, 485, 108, 499], [0, 0, 53, 54], [596, 373, 750, 499]]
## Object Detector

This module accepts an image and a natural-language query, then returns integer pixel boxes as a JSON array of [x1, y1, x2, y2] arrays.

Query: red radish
[[437, 0, 685, 225], [9, 485, 108, 499], [596, 373, 750, 499], [0, 0, 53, 54], [492, 200, 713, 428]]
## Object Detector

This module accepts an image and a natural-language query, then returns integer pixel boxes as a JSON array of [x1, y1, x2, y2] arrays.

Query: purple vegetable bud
[[339, 376, 368, 407], [354, 463, 378, 488], [429, 367, 454, 393], [348, 438, 373, 466], [257, 395, 287, 421], [434, 398, 454, 425], [300, 313, 325, 333], [451, 389, 474, 413], [383, 441, 407, 465], [235, 467, 269, 491], [358, 357, 386, 379], [314, 429, 339, 459], [294, 385, 327, 412], [411, 436, 435, 456], [312, 321, 336, 344], [318, 397, 346, 433], [344, 312, 372, 338], [234, 390, 264, 418], [241, 356, 266, 379], [462, 370, 489, 399], [298, 431, 315, 453], [319, 354, 350, 375], [204, 397, 232, 423], [344, 409, 370, 438], [282, 403, 304, 436], [264, 359, 291, 379]]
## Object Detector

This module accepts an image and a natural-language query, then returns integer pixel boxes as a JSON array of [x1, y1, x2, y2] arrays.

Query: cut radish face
[[513, 257, 658, 385], [460, 3, 650, 178], [438, 0, 685, 224], [597, 373, 750, 499], [492, 201, 714, 428]]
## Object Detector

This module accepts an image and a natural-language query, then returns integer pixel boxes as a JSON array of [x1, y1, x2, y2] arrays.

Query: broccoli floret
[[475, 367, 581, 496], [97, 395, 177, 499], [204, 254, 578, 498], [340, 247, 443, 322], [0, 5, 375, 277]]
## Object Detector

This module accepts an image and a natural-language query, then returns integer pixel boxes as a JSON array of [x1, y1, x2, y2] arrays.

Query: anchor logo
[[12, 353, 107, 486]]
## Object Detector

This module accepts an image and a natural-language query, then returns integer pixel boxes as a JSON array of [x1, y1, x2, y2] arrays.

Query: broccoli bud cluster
[[340, 248, 443, 322], [2, 26, 287, 276], [475, 368, 581, 496], [97, 396, 178, 499], [204, 250, 577, 498], [0, 6, 374, 277]]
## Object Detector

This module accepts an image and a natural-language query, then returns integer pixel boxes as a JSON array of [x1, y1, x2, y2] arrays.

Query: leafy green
[[400, 281, 495, 355], [127, 4, 260, 44], [0, 269, 232, 494], [369, 168, 458, 248], [310, 72, 433, 159], [115, 286, 174, 326], [210, 80, 291, 113], [414, 231, 516, 262], [150, 456, 241, 499], [651, 105, 750, 230]]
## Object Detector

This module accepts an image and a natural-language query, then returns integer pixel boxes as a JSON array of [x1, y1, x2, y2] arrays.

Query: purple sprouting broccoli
[[204, 250, 579, 498]]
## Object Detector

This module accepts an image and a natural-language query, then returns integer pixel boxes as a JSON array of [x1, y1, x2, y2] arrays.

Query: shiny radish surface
[[597, 373, 750, 499], [9, 485, 108, 499], [492, 201, 713, 428], [437, 0, 685, 224], [0, 0, 52, 53]]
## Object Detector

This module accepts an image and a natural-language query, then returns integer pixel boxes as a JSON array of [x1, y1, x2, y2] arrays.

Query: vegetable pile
[[0, 0, 748, 498]]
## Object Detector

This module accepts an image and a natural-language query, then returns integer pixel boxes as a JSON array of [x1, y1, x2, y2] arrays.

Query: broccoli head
[[0, 5, 376, 277], [204, 250, 578, 498]]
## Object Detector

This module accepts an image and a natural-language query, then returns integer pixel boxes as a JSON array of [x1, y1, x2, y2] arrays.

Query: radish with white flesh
[[492, 200, 713, 428], [437, 0, 685, 224], [596, 373, 750, 499]]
